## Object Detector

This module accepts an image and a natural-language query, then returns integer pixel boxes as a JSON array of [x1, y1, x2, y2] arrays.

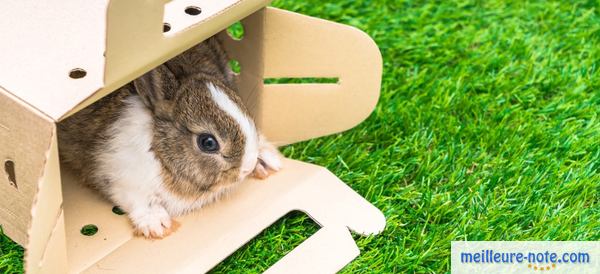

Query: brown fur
[[58, 87, 134, 191]]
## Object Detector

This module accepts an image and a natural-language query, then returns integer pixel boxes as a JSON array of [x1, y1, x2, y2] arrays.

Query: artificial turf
[[2, 0, 600, 273]]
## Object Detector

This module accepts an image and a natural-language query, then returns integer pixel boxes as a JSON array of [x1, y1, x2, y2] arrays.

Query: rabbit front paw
[[253, 142, 283, 179], [130, 206, 179, 239]]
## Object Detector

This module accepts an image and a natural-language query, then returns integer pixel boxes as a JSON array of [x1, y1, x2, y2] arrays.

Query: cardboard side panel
[[0, 88, 54, 246], [24, 133, 68, 273], [259, 8, 382, 145]]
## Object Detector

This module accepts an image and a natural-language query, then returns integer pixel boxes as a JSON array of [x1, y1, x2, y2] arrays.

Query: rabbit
[[58, 36, 282, 238]]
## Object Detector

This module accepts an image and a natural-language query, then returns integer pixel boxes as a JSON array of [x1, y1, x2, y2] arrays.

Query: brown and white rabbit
[[58, 36, 282, 238]]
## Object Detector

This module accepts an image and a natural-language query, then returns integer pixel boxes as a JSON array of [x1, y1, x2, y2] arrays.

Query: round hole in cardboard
[[4, 160, 17, 189], [69, 68, 87, 79], [81, 224, 98, 236], [227, 21, 244, 40], [163, 23, 171, 33], [229, 60, 241, 75], [184, 6, 201, 16], [112, 206, 126, 215]]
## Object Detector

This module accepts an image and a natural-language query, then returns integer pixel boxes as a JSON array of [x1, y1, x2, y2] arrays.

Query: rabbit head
[[133, 65, 260, 197]]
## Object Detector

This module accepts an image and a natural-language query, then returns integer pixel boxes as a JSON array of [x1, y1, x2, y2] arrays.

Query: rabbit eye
[[197, 133, 220, 153]]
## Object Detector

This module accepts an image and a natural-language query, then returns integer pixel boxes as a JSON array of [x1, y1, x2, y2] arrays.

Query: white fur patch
[[207, 83, 259, 179], [96, 96, 164, 213]]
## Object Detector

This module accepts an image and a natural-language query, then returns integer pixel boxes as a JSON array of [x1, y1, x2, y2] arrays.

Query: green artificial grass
[[2, 0, 600, 273], [0, 227, 23, 274]]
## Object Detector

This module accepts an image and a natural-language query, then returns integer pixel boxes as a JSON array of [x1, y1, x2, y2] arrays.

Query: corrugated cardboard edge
[[35, 212, 67, 273]]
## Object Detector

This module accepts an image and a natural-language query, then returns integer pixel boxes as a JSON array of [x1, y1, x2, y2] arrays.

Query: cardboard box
[[0, 0, 385, 273]]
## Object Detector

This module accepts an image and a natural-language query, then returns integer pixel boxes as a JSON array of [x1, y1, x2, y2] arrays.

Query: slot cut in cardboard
[[0, 0, 384, 273]]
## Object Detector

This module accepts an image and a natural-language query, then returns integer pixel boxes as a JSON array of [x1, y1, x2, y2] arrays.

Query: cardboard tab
[[265, 226, 359, 274], [220, 7, 382, 145]]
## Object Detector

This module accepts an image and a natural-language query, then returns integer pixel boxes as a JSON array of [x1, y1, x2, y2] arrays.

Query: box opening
[[55, 28, 263, 272]]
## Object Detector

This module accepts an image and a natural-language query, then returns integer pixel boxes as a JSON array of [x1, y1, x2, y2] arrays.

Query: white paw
[[259, 148, 282, 172], [252, 135, 283, 179], [129, 206, 177, 239]]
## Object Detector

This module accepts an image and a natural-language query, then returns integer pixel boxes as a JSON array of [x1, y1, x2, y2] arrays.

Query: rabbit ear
[[165, 36, 235, 85], [133, 65, 178, 119]]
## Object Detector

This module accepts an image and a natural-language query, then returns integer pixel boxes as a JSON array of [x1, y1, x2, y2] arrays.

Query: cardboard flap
[[223, 7, 382, 145], [261, 8, 382, 144], [62, 159, 384, 273], [0, 0, 272, 121]]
